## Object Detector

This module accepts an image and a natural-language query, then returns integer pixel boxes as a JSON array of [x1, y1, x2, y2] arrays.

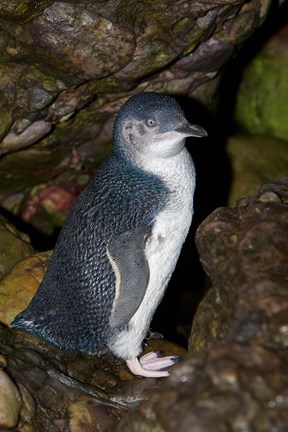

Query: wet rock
[[0, 0, 273, 231], [0, 322, 184, 431], [17, 383, 36, 432], [121, 343, 288, 432], [1, 120, 52, 156], [0, 368, 22, 429], [0, 325, 126, 430], [0, 214, 33, 280], [191, 176, 288, 350], [67, 397, 122, 432], [0, 136, 69, 195], [30, 3, 135, 81], [0, 0, 52, 21], [0, 251, 51, 325], [226, 134, 288, 205]]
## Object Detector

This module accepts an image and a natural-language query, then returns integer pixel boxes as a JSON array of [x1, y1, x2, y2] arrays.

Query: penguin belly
[[108, 149, 195, 360]]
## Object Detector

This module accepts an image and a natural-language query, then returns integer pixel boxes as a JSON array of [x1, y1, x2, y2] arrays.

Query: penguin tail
[[11, 311, 38, 333]]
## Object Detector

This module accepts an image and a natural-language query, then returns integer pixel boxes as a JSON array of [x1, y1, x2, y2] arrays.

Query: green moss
[[181, 29, 203, 56], [229, 9, 258, 44], [0, 107, 13, 141], [235, 52, 288, 141], [18, 61, 80, 93], [0, 0, 53, 22], [0, 144, 66, 194], [45, 102, 108, 148], [88, 77, 122, 94], [23, 63, 60, 93]]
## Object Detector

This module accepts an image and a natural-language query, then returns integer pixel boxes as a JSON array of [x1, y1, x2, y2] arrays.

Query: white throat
[[134, 139, 191, 184]]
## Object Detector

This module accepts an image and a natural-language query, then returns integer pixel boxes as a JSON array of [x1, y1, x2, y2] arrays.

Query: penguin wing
[[107, 225, 150, 328]]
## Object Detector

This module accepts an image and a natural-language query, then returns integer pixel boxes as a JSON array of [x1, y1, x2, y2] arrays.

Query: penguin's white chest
[[142, 149, 195, 317], [109, 148, 195, 359]]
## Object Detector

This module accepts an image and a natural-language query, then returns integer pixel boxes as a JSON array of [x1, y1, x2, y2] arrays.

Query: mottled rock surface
[[0, 0, 273, 232], [0, 214, 33, 280], [0, 251, 51, 325], [191, 176, 288, 351], [0, 324, 186, 431], [0, 368, 22, 429]]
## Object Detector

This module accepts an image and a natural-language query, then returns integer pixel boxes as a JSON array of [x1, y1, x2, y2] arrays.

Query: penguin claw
[[126, 352, 180, 378], [146, 330, 164, 340], [140, 351, 180, 371], [140, 351, 162, 363]]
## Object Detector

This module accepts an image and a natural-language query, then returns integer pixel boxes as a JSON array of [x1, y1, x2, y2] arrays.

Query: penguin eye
[[146, 119, 156, 127]]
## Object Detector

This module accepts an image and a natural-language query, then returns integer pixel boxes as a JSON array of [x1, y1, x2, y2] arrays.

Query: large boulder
[[0, 0, 273, 232], [0, 251, 51, 325]]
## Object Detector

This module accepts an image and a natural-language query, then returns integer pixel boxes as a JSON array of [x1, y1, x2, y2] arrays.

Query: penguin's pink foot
[[126, 352, 179, 378]]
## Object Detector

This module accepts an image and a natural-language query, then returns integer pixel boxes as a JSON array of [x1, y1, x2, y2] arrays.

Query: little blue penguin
[[12, 92, 207, 377]]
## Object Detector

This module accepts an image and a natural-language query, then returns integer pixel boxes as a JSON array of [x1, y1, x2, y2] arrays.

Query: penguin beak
[[175, 122, 207, 138]]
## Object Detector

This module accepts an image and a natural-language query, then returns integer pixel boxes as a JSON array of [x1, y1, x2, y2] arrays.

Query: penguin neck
[[142, 147, 194, 193], [136, 145, 188, 177], [114, 130, 188, 175], [113, 136, 192, 188]]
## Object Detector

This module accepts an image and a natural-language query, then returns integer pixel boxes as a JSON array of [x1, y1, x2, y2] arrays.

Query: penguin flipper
[[107, 226, 150, 328]]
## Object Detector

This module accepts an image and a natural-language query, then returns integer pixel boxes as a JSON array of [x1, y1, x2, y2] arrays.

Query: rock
[[30, 3, 135, 81], [0, 324, 126, 430], [0, 0, 52, 21], [0, 368, 22, 429], [0, 0, 274, 231], [117, 343, 288, 432], [0, 104, 13, 141], [68, 397, 122, 432], [17, 383, 36, 432], [0, 322, 185, 430], [0, 251, 51, 325], [1, 120, 52, 156], [226, 134, 288, 205], [191, 176, 288, 351], [0, 215, 33, 280], [235, 23, 288, 141]]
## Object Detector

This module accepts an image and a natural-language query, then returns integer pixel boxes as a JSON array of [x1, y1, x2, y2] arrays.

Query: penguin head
[[113, 92, 207, 162]]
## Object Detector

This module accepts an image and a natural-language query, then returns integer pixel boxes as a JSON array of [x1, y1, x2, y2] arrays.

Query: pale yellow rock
[[0, 214, 33, 280], [68, 398, 97, 432], [0, 251, 52, 325], [17, 383, 36, 432], [0, 369, 22, 429]]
